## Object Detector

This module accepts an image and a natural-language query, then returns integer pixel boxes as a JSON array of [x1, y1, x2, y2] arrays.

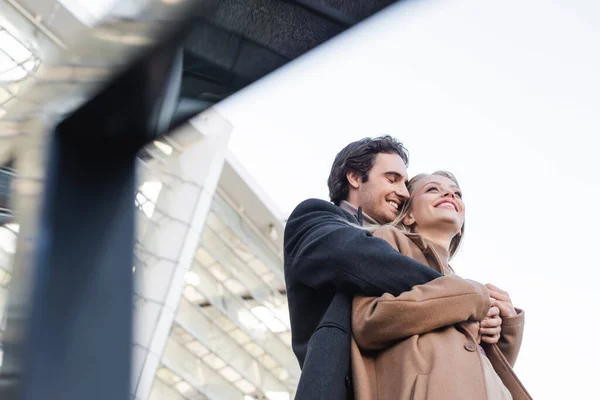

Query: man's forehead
[[373, 153, 407, 174]]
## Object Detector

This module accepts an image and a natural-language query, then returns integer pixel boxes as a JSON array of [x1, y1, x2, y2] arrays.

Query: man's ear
[[346, 171, 361, 189]]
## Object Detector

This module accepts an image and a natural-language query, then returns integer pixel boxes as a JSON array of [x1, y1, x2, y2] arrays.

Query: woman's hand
[[485, 283, 518, 318], [480, 306, 502, 344]]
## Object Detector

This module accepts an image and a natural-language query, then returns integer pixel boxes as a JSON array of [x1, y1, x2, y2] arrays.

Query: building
[[131, 111, 299, 400]]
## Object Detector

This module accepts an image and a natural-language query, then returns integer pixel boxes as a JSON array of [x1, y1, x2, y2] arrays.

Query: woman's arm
[[352, 275, 491, 350], [484, 284, 525, 366], [496, 308, 525, 366]]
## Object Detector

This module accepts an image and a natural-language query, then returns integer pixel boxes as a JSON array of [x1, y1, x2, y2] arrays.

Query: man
[[284, 136, 442, 399]]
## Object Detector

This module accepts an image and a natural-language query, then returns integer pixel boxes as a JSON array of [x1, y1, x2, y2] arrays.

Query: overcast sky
[[217, 0, 600, 398]]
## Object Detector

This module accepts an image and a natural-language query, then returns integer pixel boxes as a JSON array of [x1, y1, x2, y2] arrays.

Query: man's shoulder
[[288, 198, 355, 222], [284, 199, 358, 243]]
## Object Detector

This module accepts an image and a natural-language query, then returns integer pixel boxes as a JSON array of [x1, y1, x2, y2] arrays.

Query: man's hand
[[480, 306, 502, 344], [486, 283, 518, 318]]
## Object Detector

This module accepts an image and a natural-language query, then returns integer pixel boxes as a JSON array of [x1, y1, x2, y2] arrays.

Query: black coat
[[284, 199, 442, 400]]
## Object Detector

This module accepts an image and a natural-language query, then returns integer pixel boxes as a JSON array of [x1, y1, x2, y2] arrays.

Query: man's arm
[[284, 199, 441, 296], [352, 275, 490, 350]]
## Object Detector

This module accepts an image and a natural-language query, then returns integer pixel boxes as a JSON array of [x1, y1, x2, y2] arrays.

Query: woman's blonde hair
[[394, 171, 465, 259]]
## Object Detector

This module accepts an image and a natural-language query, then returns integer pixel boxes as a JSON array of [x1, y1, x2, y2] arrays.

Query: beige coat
[[351, 225, 532, 400]]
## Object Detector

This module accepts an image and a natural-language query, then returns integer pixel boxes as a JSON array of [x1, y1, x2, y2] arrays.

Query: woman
[[351, 171, 531, 400]]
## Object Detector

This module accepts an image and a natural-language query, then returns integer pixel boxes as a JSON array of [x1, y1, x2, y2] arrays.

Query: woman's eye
[[426, 187, 438, 192], [455, 191, 463, 198]]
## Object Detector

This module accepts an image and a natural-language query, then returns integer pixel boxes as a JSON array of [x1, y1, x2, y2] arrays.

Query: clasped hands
[[479, 283, 517, 345]]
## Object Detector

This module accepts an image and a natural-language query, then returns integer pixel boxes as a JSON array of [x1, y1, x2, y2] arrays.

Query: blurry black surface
[[0, 24, 187, 400], [170, 0, 397, 126]]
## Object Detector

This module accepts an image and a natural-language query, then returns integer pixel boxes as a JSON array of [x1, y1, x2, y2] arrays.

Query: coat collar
[[339, 200, 378, 226], [403, 232, 452, 272]]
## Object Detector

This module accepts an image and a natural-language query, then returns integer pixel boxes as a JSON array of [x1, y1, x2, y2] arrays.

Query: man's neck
[[338, 200, 378, 225]]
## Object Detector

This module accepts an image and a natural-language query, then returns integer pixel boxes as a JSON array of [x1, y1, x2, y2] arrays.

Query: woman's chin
[[433, 217, 462, 233]]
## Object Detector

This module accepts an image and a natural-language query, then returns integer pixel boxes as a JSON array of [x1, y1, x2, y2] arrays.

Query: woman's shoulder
[[371, 225, 417, 254], [373, 225, 425, 244], [371, 224, 407, 239]]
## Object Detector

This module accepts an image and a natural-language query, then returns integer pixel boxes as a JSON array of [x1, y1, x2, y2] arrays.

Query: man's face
[[351, 153, 409, 224]]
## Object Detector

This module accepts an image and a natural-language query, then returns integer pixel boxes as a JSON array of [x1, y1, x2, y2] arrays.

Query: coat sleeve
[[284, 199, 441, 297], [497, 308, 525, 367], [352, 275, 491, 350]]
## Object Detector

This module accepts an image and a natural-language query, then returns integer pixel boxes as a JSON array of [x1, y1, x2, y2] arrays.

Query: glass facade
[[0, 25, 39, 118], [132, 129, 298, 400]]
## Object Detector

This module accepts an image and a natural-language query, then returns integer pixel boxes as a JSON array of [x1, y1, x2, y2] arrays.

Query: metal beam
[[0, 28, 186, 400]]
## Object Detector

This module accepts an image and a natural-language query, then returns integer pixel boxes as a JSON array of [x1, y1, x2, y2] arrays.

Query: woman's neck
[[413, 227, 455, 258]]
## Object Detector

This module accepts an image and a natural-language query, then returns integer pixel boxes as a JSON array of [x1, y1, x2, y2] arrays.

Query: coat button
[[464, 342, 477, 352]]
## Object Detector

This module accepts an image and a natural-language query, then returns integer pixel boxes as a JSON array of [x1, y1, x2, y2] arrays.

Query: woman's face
[[404, 175, 465, 235]]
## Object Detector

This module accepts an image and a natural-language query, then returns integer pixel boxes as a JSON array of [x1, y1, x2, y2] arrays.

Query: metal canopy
[[174, 0, 396, 125]]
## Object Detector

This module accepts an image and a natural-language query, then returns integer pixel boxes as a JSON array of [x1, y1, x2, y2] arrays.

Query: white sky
[[217, 0, 600, 398]]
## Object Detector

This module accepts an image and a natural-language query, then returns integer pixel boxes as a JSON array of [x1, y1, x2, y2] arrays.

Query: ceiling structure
[[0, 0, 400, 164], [175, 0, 397, 120]]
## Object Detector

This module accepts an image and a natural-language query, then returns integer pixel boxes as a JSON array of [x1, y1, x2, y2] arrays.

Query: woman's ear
[[346, 171, 361, 189], [402, 213, 415, 227]]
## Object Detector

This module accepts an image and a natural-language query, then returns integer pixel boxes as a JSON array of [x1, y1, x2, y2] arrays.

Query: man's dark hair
[[327, 135, 409, 205]]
